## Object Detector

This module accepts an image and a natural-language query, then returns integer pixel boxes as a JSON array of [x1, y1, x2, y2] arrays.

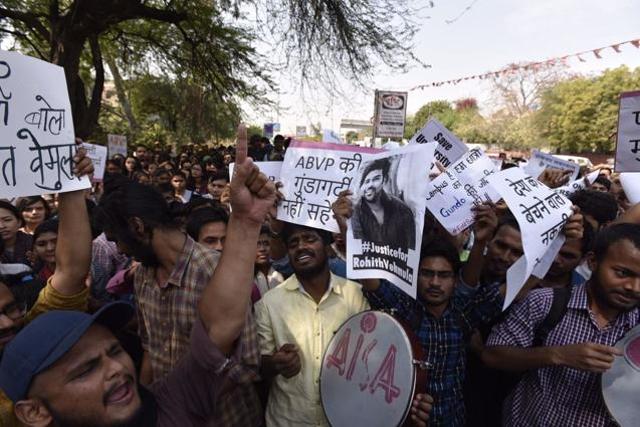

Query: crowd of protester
[[0, 128, 638, 427]]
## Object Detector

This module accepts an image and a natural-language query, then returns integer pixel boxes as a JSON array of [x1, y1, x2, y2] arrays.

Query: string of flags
[[410, 38, 640, 91]]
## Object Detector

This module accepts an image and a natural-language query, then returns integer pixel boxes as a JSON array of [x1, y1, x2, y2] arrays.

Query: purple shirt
[[152, 316, 243, 426], [487, 283, 639, 427]]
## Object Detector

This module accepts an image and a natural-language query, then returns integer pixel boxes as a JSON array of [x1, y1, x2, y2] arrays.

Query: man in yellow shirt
[[255, 223, 370, 426], [0, 148, 94, 426]]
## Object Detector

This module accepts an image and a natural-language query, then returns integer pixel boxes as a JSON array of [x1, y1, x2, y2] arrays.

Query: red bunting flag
[[410, 38, 640, 91]]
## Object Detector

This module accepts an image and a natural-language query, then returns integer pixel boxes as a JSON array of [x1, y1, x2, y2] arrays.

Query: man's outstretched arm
[[198, 124, 277, 354]]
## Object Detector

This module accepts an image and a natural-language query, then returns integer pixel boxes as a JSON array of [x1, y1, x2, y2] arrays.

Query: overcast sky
[[247, 0, 640, 135]]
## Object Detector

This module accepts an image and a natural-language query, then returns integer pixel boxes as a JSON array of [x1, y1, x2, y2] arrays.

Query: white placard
[[615, 91, 640, 173], [277, 141, 381, 232], [488, 168, 573, 310], [409, 117, 468, 169], [491, 157, 504, 172], [620, 173, 640, 204], [347, 143, 436, 299], [83, 143, 108, 182], [425, 148, 501, 235], [229, 161, 282, 183], [373, 90, 408, 139], [107, 134, 127, 157], [554, 170, 600, 198], [523, 150, 580, 182], [0, 50, 90, 198]]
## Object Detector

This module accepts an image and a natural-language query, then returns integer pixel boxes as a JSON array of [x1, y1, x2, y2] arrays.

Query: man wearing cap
[[0, 147, 94, 427], [0, 125, 277, 426]]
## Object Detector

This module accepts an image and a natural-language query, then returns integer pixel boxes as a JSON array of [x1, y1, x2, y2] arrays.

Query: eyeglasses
[[0, 301, 27, 320], [418, 270, 455, 279]]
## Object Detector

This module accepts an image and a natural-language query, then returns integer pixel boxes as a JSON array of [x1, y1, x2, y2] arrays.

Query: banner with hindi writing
[[278, 141, 381, 232], [347, 143, 436, 299], [425, 148, 501, 235], [409, 117, 468, 169], [614, 91, 640, 173], [488, 167, 573, 309], [0, 50, 90, 198]]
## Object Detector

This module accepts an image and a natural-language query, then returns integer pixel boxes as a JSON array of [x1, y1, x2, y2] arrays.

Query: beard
[[119, 233, 159, 268]]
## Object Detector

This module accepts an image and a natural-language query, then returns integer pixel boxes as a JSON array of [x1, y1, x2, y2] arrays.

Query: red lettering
[[346, 334, 364, 381], [326, 328, 351, 375], [368, 345, 401, 404]]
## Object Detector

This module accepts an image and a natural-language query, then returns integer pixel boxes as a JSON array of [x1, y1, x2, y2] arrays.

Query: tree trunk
[[105, 53, 139, 133]]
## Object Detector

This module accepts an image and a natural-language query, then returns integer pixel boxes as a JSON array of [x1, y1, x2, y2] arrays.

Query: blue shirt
[[365, 280, 503, 427]]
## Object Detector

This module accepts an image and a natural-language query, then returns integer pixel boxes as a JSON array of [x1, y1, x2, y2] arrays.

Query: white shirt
[[254, 273, 369, 427]]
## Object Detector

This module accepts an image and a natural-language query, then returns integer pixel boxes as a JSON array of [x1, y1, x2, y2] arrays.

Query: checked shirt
[[487, 283, 639, 427], [365, 279, 503, 427]]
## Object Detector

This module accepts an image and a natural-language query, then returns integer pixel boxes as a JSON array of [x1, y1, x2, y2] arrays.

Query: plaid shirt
[[487, 283, 639, 427], [365, 280, 503, 427], [135, 236, 263, 426]]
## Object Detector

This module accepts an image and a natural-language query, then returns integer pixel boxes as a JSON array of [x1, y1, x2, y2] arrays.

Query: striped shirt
[[487, 283, 639, 427], [135, 236, 263, 426]]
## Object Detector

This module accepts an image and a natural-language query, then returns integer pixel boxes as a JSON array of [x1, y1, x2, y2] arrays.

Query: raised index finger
[[235, 123, 248, 165]]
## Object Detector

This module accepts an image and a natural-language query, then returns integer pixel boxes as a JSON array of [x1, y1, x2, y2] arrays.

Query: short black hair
[[172, 170, 187, 180], [208, 171, 229, 183], [592, 176, 611, 191], [33, 219, 59, 243], [569, 190, 618, 226], [186, 206, 229, 241], [0, 201, 22, 226], [97, 181, 180, 237], [593, 223, 640, 262], [496, 212, 520, 233], [281, 223, 332, 246], [419, 238, 461, 274], [360, 158, 391, 187]]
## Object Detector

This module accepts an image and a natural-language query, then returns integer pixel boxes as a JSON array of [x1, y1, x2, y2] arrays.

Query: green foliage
[[407, 66, 640, 153], [404, 100, 457, 139], [96, 74, 241, 146], [536, 66, 640, 153]]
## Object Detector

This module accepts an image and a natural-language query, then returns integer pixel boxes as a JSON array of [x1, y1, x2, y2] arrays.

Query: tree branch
[[0, 7, 49, 40], [0, 28, 46, 59]]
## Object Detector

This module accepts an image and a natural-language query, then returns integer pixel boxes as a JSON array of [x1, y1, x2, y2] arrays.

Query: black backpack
[[532, 286, 573, 346]]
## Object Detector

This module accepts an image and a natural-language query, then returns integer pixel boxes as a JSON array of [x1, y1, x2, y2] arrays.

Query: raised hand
[[472, 202, 498, 243], [74, 144, 94, 178], [538, 167, 572, 189], [563, 206, 584, 240], [230, 124, 277, 225]]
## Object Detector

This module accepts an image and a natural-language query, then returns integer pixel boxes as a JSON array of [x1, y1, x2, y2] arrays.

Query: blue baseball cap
[[0, 302, 134, 402]]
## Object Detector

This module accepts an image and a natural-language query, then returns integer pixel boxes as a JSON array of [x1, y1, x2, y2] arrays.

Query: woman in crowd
[[17, 196, 50, 235], [0, 201, 32, 265], [124, 155, 142, 179], [188, 162, 208, 195], [31, 220, 58, 281]]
